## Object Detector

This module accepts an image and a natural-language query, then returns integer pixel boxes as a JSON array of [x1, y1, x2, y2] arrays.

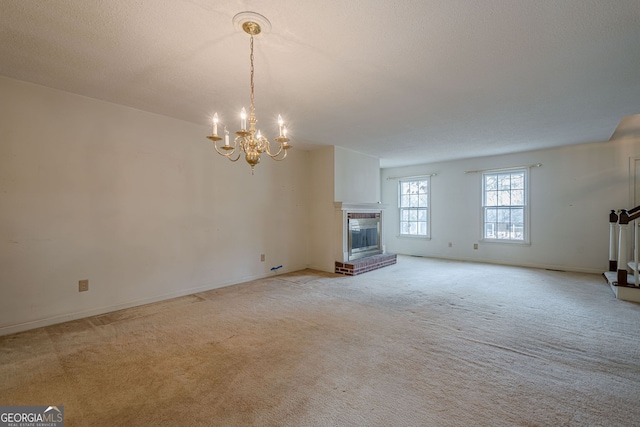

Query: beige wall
[[0, 77, 310, 334]]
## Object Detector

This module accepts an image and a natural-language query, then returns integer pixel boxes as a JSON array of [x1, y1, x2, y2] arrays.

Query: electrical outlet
[[260, 254, 265, 262], [473, 243, 478, 250], [79, 279, 89, 292]]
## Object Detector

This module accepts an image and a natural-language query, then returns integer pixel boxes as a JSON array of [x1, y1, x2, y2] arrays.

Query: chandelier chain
[[250, 35, 255, 117]]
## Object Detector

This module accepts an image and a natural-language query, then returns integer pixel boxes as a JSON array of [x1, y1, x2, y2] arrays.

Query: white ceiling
[[1, 0, 639, 167]]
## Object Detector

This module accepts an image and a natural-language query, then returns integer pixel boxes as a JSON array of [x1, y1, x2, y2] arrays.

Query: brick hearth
[[335, 253, 397, 276]]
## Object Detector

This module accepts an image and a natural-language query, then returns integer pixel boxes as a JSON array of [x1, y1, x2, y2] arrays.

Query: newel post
[[618, 209, 629, 286], [609, 210, 618, 271]]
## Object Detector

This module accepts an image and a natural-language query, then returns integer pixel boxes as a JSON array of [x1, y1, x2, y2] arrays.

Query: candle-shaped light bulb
[[283, 126, 288, 138], [278, 114, 284, 136], [224, 127, 229, 146], [256, 130, 262, 141], [240, 107, 247, 130], [213, 113, 219, 135]]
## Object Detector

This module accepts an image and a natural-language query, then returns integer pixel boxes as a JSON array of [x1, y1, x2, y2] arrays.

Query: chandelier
[[207, 12, 290, 174]]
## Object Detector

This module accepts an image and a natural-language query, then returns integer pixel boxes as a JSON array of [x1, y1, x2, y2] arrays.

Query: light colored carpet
[[1, 256, 640, 426]]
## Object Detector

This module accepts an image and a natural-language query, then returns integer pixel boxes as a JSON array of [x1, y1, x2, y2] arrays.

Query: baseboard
[[0, 265, 305, 337], [394, 253, 604, 275], [306, 263, 336, 273]]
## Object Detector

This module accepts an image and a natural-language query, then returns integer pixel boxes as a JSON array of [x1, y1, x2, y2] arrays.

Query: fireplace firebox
[[348, 213, 382, 260]]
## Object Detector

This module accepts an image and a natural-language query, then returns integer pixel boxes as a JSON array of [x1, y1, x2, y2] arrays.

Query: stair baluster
[[634, 223, 640, 287], [618, 209, 629, 286], [609, 210, 618, 271]]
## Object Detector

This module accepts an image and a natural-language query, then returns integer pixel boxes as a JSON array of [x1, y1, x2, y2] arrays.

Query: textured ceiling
[[1, 0, 639, 167]]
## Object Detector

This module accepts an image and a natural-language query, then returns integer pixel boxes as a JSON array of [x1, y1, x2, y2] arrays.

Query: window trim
[[480, 168, 530, 245], [398, 176, 431, 239]]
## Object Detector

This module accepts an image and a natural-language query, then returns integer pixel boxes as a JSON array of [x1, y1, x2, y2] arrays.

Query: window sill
[[480, 238, 530, 246], [397, 234, 431, 240]]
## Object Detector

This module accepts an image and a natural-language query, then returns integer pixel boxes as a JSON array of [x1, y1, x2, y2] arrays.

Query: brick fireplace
[[333, 202, 397, 275]]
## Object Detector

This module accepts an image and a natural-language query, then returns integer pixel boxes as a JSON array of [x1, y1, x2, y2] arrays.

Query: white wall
[[7, 72, 631, 334], [308, 146, 335, 272], [307, 146, 382, 272], [382, 137, 640, 273], [0, 77, 310, 334], [334, 146, 380, 203]]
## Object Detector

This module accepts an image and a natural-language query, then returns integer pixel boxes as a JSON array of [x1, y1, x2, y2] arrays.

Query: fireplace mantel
[[333, 202, 389, 211]]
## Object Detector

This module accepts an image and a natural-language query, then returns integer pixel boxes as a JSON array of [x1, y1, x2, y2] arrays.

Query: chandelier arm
[[263, 139, 283, 158], [267, 149, 289, 161], [213, 140, 242, 162], [224, 142, 243, 162], [263, 137, 291, 159], [227, 152, 243, 162], [213, 144, 233, 157], [265, 141, 289, 160]]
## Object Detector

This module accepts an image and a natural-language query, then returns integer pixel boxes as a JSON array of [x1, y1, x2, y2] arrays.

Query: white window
[[482, 169, 527, 242], [399, 177, 430, 237]]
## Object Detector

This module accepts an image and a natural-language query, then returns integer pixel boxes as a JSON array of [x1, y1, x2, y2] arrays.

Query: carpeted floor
[[1, 256, 640, 426]]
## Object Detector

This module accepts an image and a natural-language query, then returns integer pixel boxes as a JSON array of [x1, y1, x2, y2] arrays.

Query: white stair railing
[[614, 207, 640, 287]]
